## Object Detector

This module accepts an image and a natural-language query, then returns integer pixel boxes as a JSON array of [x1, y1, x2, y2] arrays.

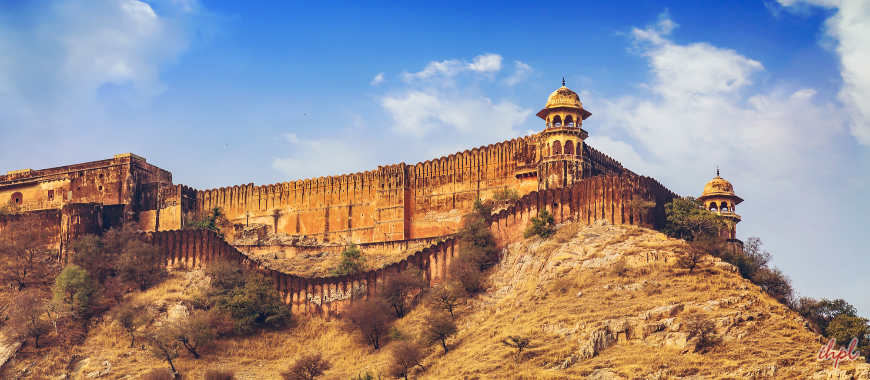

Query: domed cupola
[[536, 78, 592, 129], [697, 168, 744, 240]]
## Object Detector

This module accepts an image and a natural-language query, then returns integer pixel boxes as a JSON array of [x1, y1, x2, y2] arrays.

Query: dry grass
[[1, 223, 847, 379]]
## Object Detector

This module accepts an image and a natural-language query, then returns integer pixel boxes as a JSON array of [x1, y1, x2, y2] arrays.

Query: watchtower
[[535, 79, 593, 190], [697, 169, 744, 243]]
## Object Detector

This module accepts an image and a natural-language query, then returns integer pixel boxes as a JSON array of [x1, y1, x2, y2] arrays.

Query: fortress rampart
[[140, 174, 676, 319]]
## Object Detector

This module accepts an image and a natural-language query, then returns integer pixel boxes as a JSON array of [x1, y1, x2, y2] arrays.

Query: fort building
[[1, 82, 736, 256]]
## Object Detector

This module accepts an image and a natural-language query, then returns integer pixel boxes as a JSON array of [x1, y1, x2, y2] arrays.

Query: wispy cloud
[[370, 72, 385, 86], [503, 61, 533, 86], [778, 0, 870, 146], [401, 53, 503, 83]]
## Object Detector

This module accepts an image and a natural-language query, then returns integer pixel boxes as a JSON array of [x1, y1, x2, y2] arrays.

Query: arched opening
[[709, 202, 718, 212], [552, 140, 562, 155], [11, 192, 22, 205], [565, 140, 575, 155], [546, 117, 551, 128], [720, 202, 729, 212], [553, 115, 562, 127], [565, 115, 575, 127]]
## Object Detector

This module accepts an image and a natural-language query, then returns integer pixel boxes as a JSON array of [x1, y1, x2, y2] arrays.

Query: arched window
[[553, 115, 562, 127], [11, 192, 22, 205], [565, 115, 575, 127], [565, 140, 574, 155], [719, 202, 729, 212], [552, 140, 562, 155], [709, 202, 718, 212]]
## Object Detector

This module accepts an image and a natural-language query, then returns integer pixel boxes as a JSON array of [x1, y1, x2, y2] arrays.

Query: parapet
[[6, 168, 32, 175], [113, 153, 146, 162]]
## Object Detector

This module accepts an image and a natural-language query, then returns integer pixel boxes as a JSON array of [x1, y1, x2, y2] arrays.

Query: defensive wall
[[0, 203, 125, 256], [143, 174, 677, 319], [191, 136, 631, 246]]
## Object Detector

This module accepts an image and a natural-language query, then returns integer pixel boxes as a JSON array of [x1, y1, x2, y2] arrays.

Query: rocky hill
[[2, 221, 867, 379]]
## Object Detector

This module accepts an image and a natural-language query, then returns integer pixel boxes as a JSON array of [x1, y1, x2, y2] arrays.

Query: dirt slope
[[3, 221, 867, 379]]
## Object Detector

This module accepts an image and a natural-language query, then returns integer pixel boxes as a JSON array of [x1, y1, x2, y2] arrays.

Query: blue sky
[[1, 0, 868, 314]]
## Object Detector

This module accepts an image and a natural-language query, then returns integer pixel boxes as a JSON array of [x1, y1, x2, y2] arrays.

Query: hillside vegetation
[[2, 221, 868, 379]]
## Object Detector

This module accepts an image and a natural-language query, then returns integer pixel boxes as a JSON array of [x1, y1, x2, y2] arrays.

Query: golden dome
[[702, 176, 735, 197], [545, 86, 583, 109]]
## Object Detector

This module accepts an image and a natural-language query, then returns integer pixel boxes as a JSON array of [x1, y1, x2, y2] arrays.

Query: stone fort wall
[[192, 135, 631, 245], [145, 174, 676, 319]]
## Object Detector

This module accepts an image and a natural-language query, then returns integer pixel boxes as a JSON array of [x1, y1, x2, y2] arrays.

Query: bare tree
[[147, 327, 180, 375], [0, 219, 57, 290], [7, 289, 52, 348], [387, 341, 425, 380], [381, 270, 425, 318], [428, 282, 465, 318], [423, 312, 457, 354], [501, 335, 531, 362], [281, 352, 331, 380], [172, 310, 216, 358], [344, 297, 393, 349], [113, 303, 149, 348]]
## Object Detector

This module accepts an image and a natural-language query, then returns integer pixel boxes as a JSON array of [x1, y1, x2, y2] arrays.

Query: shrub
[[501, 335, 531, 362], [70, 235, 112, 282], [457, 216, 498, 267], [331, 243, 367, 276], [204, 369, 236, 380], [686, 316, 717, 351], [52, 265, 97, 313], [213, 273, 291, 333], [752, 267, 794, 305], [387, 341, 425, 380], [471, 198, 493, 219], [448, 257, 486, 294], [423, 311, 458, 354], [428, 281, 466, 318], [492, 188, 520, 202], [141, 369, 175, 380], [523, 208, 555, 239], [627, 194, 656, 215], [381, 270, 426, 318], [609, 259, 630, 276], [186, 206, 231, 239], [797, 298, 859, 335], [206, 257, 246, 297], [112, 303, 149, 348], [118, 239, 165, 291], [344, 297, 393, 349], [282, 352, 331, 380]]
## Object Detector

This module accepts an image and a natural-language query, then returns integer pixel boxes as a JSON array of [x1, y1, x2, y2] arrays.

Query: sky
[[0, 0, 868, 314]]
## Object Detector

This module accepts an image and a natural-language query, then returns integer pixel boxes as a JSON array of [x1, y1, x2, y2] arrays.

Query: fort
[[0, 83, 743, 316]]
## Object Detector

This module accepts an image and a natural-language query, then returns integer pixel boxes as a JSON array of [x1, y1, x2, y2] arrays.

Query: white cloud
[[370, 72, 385, 86], [593, 14, 842, 189], [272, 134, 370, 180], [0, 0, 209, 130], [402, 53, 503, 82], [503, 61, 533, 86], [778, 0, 870, 146], [382, 90, 531, 137]]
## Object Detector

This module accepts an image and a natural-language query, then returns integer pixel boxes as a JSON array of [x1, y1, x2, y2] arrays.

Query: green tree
[[423, 311, 458, 354], [664, 197, 728, 241], [331, 243, 367, 276], [826, 315, 870, 355], [213, 273, 291, 333], [457, 216, 498, 268], [187, 207, 231, 238], [472, 198, 493, 220], [52, 265, 97, 313], [523, 208, 555, 239]]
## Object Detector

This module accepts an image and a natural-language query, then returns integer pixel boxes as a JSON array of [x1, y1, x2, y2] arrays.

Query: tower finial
[[717, 166, 720, 177], [562, 77, 565, 86]]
